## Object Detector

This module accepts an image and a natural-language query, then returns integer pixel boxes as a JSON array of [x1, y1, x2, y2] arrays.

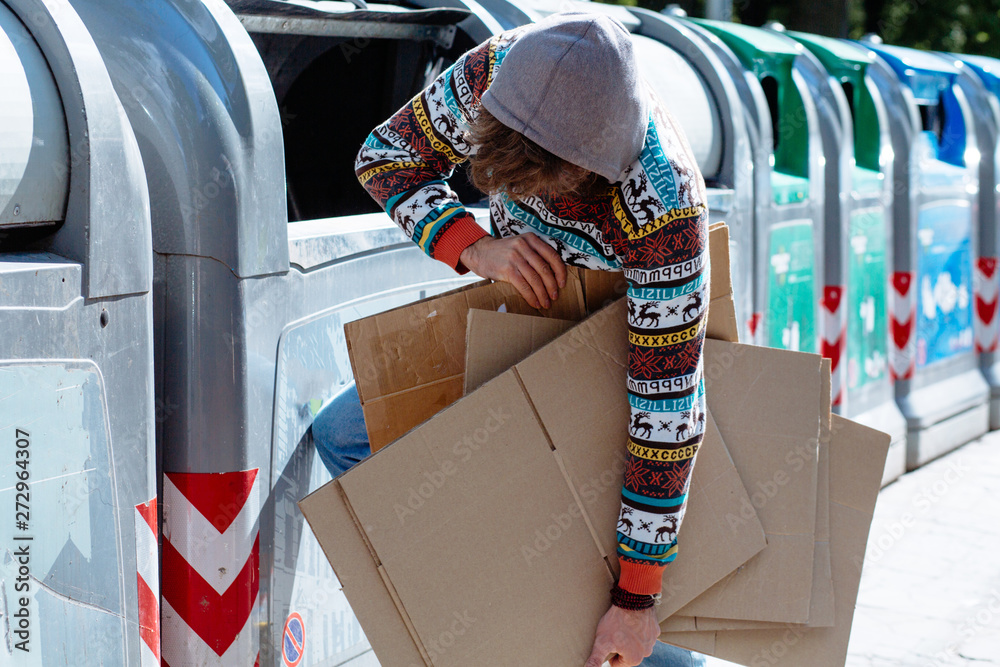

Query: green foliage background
[[595, 0, 1000, 56]]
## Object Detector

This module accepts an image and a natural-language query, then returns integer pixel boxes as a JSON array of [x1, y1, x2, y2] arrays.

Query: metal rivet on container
[[100, 309, 110, 328], [13, 205, 20, 216]]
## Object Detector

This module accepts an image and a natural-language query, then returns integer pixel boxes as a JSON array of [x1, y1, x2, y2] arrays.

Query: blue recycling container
[[858, 41, 989, 469]]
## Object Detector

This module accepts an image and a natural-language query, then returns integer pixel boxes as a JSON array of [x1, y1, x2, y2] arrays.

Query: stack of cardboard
[[300, 224, 890, 667]]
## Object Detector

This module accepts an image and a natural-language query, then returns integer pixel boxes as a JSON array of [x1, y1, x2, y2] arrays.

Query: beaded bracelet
[[610, 584, 662, 611]]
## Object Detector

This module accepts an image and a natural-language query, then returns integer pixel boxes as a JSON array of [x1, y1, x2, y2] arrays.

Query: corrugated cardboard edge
[[705, 224, 739, 343], [550, 446, 616, 570], [298, 480, 427, 666], [346, 273, 586, 451], [660, 415, 890, 667], [677, 341, 823, 623], [671, 358, 835, 630], [464, 310, 577, 394], [363, 376, 466, 452], [375, 563, 433, 665], [345, 279, 489, 403], [660, 630, 717, 655]]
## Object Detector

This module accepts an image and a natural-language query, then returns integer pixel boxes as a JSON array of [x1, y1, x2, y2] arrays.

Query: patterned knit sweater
[[355, 27, 709, 597]]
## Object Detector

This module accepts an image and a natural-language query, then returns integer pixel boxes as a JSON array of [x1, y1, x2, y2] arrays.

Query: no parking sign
[[282, 612, 305, 667]]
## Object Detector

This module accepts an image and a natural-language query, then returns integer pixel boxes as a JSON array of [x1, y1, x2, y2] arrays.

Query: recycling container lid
[[957, 54, 1000, 100], [912, 131, 968, 188], [861, 42, 959, 104], [0, 3, 69, 227], [692, 19, 812, 202], [691, 18, 801, 81], [228, 0, 472, 46], [788, 31, 872, 91], [228, 0, 472, 24], [790, 33, 883, 174]]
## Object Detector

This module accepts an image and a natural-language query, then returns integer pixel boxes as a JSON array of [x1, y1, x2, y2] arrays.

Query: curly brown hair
[[465, 108, 610, 199]]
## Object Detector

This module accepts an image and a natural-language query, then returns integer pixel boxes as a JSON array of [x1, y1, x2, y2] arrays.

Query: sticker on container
[[915, 202, 974, 367], [767, 220, 816, 353], [282, 612, 305, 667], [847, 207, 888, 390]]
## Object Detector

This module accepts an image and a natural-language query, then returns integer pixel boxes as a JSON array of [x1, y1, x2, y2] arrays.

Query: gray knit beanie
[[480, 12, 648, 184]]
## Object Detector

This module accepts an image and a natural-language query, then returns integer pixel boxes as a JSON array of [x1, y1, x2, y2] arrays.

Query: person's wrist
[[610, 584, 661, 611], [459, 236, 490, 274]]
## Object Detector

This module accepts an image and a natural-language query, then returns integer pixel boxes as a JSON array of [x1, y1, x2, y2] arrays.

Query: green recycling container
[[691, 20, 825, 355], [785, 31, 907, 484]]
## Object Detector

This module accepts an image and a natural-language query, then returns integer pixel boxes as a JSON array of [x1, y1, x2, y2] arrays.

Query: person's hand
[[584, 604, 660, 667], [458, 233, 567, 309]]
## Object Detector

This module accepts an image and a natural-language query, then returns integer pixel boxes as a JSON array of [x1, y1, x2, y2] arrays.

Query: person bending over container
[[313, 12, 709, 667]]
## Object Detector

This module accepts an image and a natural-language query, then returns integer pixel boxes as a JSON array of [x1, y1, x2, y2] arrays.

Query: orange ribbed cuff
[[432, 213, 489, 274], [617, 560, 664, 596]]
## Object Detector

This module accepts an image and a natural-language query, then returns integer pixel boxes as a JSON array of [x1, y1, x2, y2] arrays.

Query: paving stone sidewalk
[[702, 431, 1000, 667]]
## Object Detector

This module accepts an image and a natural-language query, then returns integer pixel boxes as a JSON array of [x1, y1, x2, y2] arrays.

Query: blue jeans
[[643, 642, 706, 666], [309, 383, 704, 667], [310, 382, 371, 477]]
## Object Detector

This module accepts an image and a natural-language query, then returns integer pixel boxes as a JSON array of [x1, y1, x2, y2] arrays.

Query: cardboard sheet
[[660, 415, 890, 667], [464, 309, 576, 394], [345, 274, 586, 451], [466, 301, 766, 613], [704, 224, 740, 343], [340, 371, 613, 666], [303, 299, 767, 666], [667, 359, 836, 630], [674, 339, 823, 624], [655, 412, 767, 621], [579, 267, 629, 315]]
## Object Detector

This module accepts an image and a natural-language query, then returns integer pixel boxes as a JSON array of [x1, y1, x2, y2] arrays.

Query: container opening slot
[[250, 32, 483, 222], [918, 95, 944, 146], [761, 75, 780, 150], [841, 81, 855, 121]]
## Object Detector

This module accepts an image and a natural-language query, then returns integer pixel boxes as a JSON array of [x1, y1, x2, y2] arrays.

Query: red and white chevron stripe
[[890, 271, 917, 381], [975, 257, 999, 353], [162, 469, 261, 667], [135, 498, 160, 666], [747, 311, 762, 346], [821, 285, 846, 406]]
